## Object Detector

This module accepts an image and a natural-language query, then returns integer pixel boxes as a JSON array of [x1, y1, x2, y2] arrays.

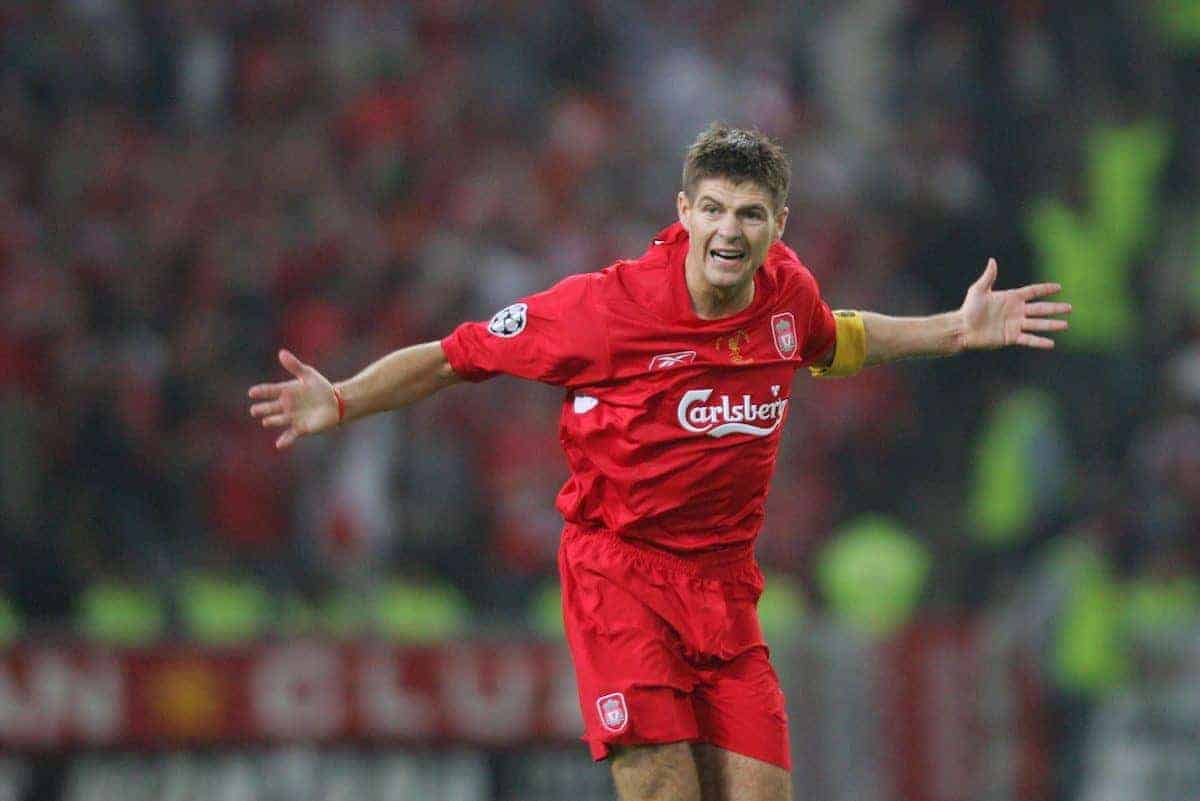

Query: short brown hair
[[682, 123, 791, 211]]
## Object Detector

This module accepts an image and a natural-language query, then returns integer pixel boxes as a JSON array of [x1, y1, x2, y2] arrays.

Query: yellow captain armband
[[808, 310, 867, 378]]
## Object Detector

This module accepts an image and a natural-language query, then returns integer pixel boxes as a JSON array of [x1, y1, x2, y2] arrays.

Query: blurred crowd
[[0, 0, 1198, 686]]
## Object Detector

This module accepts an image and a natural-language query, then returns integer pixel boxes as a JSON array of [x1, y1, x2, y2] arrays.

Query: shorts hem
[[586, 735, 702, 763], [584, 735, 790, 772], [694, 734, 791, 772]]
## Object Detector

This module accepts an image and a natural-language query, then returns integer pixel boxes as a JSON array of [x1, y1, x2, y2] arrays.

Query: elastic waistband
[[562, 524, 759, 580]]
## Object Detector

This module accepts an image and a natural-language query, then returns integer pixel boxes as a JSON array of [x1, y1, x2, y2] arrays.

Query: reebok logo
[[677, 387, 788, 438], [649, 351, 697, 370]]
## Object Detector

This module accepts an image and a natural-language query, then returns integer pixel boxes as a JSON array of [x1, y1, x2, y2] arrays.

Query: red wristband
[[331, 384, 346, 424]]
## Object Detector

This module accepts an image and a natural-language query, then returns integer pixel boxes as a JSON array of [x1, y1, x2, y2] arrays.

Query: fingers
[[248, 351, 317, 450], [249, 350, 310, 398], [248, 382, 286, 400], [278, 349, 308, 380], [1015, 333, 1056, 349], [1025, 301, 1072, 317], [1017, 282, 1063, 301], [1024, 319, 1069, 334], [972, 258, 998, 292], [1022, 318, 1069, 333], [250, 401, 282, 418], [265, 418, 304, 448]]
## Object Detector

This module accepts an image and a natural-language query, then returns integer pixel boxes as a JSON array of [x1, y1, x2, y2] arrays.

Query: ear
[[676, 190, 691, 231], [774, 205, 789, 241]]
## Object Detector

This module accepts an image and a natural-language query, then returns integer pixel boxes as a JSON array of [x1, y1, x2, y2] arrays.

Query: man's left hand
[[959, 258, 1071, 351]]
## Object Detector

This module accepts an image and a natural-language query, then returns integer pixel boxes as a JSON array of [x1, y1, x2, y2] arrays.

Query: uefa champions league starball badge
[[488, 303, 528, 338]]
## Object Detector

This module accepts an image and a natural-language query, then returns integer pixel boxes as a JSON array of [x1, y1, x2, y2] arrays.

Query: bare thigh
[[610, 742, 702, 801], [692, 743, 792, 801]]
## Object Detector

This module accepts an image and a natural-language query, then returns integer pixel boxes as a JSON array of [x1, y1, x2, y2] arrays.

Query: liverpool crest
[[714, 329, 753, 364], [771, 312, 798, 359], [596, 692, 629, 733]]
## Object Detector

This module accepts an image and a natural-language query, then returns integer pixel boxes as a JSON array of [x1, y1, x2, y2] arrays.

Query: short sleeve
[[798, 272, 837, 364], [440, 273, 611, 387]]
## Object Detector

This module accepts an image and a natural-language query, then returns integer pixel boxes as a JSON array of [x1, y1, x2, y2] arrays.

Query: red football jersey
[[441, 222, 837, 555]]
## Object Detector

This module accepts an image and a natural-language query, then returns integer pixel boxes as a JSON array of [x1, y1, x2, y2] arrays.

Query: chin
[[705, 275, 741, 290], [704, 264, 750, 288]]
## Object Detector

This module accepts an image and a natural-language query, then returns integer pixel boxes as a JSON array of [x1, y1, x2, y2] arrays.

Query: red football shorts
[[558, 524, 791, 771]]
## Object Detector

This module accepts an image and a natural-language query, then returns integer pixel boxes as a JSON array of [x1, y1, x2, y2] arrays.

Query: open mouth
[[710, 249, 746, 264]]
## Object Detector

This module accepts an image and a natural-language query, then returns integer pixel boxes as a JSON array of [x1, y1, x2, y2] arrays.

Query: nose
[[717, 211, 741, 241]]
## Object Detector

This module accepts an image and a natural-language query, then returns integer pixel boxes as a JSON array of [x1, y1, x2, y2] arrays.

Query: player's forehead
[[690, 177, 775, 210]]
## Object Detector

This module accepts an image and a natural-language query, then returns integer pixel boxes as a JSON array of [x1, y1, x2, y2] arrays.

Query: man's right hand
[[248, 349, 339, 450]]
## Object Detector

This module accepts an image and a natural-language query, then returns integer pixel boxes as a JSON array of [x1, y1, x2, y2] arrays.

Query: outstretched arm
[[812, 259, 1071, 371], [248, 342, 461, 449]]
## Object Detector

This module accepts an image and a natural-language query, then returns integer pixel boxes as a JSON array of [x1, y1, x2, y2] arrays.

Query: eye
[[702, 204, 719, 215]]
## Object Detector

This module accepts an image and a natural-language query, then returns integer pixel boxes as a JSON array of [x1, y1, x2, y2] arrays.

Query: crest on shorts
[[596, 692, 629, 733], [488, 303, 527, 338], [771, 312, 797, 359]]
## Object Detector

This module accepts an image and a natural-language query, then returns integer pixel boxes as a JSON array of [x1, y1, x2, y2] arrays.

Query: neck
[[684, 252, 756, 319]]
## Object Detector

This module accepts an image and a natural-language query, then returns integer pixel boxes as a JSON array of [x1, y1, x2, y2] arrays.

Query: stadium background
[[0, 0, 1198, 799]]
